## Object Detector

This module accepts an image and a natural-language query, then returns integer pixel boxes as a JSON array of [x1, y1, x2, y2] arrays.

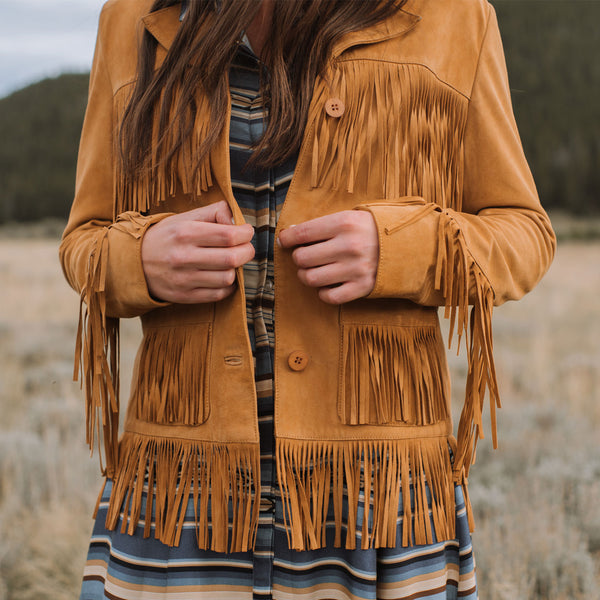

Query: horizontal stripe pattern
[[80, 43, 477, 600]]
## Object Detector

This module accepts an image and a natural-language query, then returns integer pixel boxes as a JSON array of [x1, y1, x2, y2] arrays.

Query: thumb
[[176, 200, 234, 224], [214, 201, 237, 225]]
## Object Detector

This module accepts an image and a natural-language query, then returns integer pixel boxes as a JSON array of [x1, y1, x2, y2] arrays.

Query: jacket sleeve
[[357, 5, 556, 307], [58, 6, 171, 320], [355, 5, 556, 485], [58, 7, 173, 477]]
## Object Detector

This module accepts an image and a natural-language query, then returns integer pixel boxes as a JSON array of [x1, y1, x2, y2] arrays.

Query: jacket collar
[[331, 7, 421, 58], [141, 5, 182, 51], [141, 2, 421, 56]]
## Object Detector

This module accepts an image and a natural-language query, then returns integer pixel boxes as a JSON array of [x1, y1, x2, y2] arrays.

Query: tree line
[[0, 0, 598, 224]]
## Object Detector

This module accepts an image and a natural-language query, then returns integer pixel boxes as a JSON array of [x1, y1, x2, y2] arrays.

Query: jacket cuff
[[355, 199, 443, 304], [105, 211, 174, 316]]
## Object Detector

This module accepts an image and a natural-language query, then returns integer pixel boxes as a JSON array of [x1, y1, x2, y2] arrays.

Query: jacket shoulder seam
[[467, 2, 494, 99]]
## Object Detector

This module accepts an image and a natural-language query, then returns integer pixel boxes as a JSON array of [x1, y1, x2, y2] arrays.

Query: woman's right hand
[[141, 201, 255, 303]]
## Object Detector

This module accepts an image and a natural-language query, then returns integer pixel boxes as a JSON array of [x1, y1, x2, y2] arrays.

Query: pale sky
[[0, 0, 106, 97]]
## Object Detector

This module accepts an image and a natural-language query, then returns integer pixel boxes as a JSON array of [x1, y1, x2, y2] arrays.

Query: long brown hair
[[119, 0, 406, 199]]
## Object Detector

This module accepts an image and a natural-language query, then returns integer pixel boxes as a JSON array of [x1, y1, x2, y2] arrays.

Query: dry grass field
[[0, 229, 598, 599]]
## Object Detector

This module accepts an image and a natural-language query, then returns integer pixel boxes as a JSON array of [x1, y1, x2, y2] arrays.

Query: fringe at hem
[[106, 433, 261, 553], [276, 437, 455, 551]]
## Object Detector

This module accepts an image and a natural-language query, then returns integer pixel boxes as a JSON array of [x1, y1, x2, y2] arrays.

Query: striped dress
[[80, 42, 478, 600]]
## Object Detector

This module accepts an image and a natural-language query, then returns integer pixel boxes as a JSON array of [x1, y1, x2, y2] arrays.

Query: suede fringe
[[114, 61, 467, 214], [311, 61, 468, 206], [435, 213, 500, 523], [133, 325, 212, 425], [74, 228, 120, 478], [340, 324, 448, 426], [114, 86, 213, 216], [106, 433, 261, 553], [276, 437, 455, 551]]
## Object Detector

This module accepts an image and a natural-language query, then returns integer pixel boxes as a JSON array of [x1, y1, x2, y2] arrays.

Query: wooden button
[[288, 351, 309, 372], [325, 97, 345, 118]]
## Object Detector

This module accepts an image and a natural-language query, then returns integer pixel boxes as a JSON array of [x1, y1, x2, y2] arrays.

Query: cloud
[[0, 0, 105, 97]]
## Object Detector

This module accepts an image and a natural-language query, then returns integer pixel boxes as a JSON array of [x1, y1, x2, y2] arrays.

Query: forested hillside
[[0, 73, 89, 223], [0, 0, 598, 224], [494, 0, 600, 216]]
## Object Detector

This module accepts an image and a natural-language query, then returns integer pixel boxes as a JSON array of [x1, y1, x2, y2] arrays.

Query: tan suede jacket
[[60, 0, 556, 553]]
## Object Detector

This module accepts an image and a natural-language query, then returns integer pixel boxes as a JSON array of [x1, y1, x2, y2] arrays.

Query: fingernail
[[276, 236, 282, 248], [231, 218, 235, 224]]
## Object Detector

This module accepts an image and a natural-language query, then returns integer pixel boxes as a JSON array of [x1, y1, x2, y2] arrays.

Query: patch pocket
[[132, 320, 213, 426], [338, 301, 449, 426]]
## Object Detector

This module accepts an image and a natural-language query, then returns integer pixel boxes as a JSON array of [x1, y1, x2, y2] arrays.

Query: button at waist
[[288, 350, 309, 371]]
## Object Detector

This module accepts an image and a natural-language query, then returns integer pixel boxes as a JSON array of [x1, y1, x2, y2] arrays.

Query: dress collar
[[180, 0, 188, 22]]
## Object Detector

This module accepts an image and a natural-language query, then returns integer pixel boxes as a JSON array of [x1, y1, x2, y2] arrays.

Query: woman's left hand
[[278, 210, 379, 304]]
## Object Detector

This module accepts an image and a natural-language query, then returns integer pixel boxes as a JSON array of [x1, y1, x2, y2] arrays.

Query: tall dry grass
[[466, 242, 600, 599], [0, 236, 141, 600], [0, 233, 598, 599]]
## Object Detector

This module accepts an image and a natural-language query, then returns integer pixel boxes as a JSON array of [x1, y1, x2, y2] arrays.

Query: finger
[[189, 244, 255, 270], [189, 284, 237, 303], [291, 238, 344, 269], [168, 242, 255, 270], [174, 268, 238, 290], [278, 212, 351, 248], [165, 283, 238, 304], [318, 281, 366, 305], [296, 263, 349, 289], [214, 202, 238, 226], [170, 201, 233, 224], [174, 221, 254, 248]]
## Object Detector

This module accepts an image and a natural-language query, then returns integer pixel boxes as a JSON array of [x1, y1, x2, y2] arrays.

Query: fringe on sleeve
[[73, 227, 120, 477], [435, 211, 500, 529]]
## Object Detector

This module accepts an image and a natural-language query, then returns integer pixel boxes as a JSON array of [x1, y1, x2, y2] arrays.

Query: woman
[[60, 0, 556, 598]]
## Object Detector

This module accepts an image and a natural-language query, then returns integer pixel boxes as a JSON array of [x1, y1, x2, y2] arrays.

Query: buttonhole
[[224, 356, 243, 366]]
